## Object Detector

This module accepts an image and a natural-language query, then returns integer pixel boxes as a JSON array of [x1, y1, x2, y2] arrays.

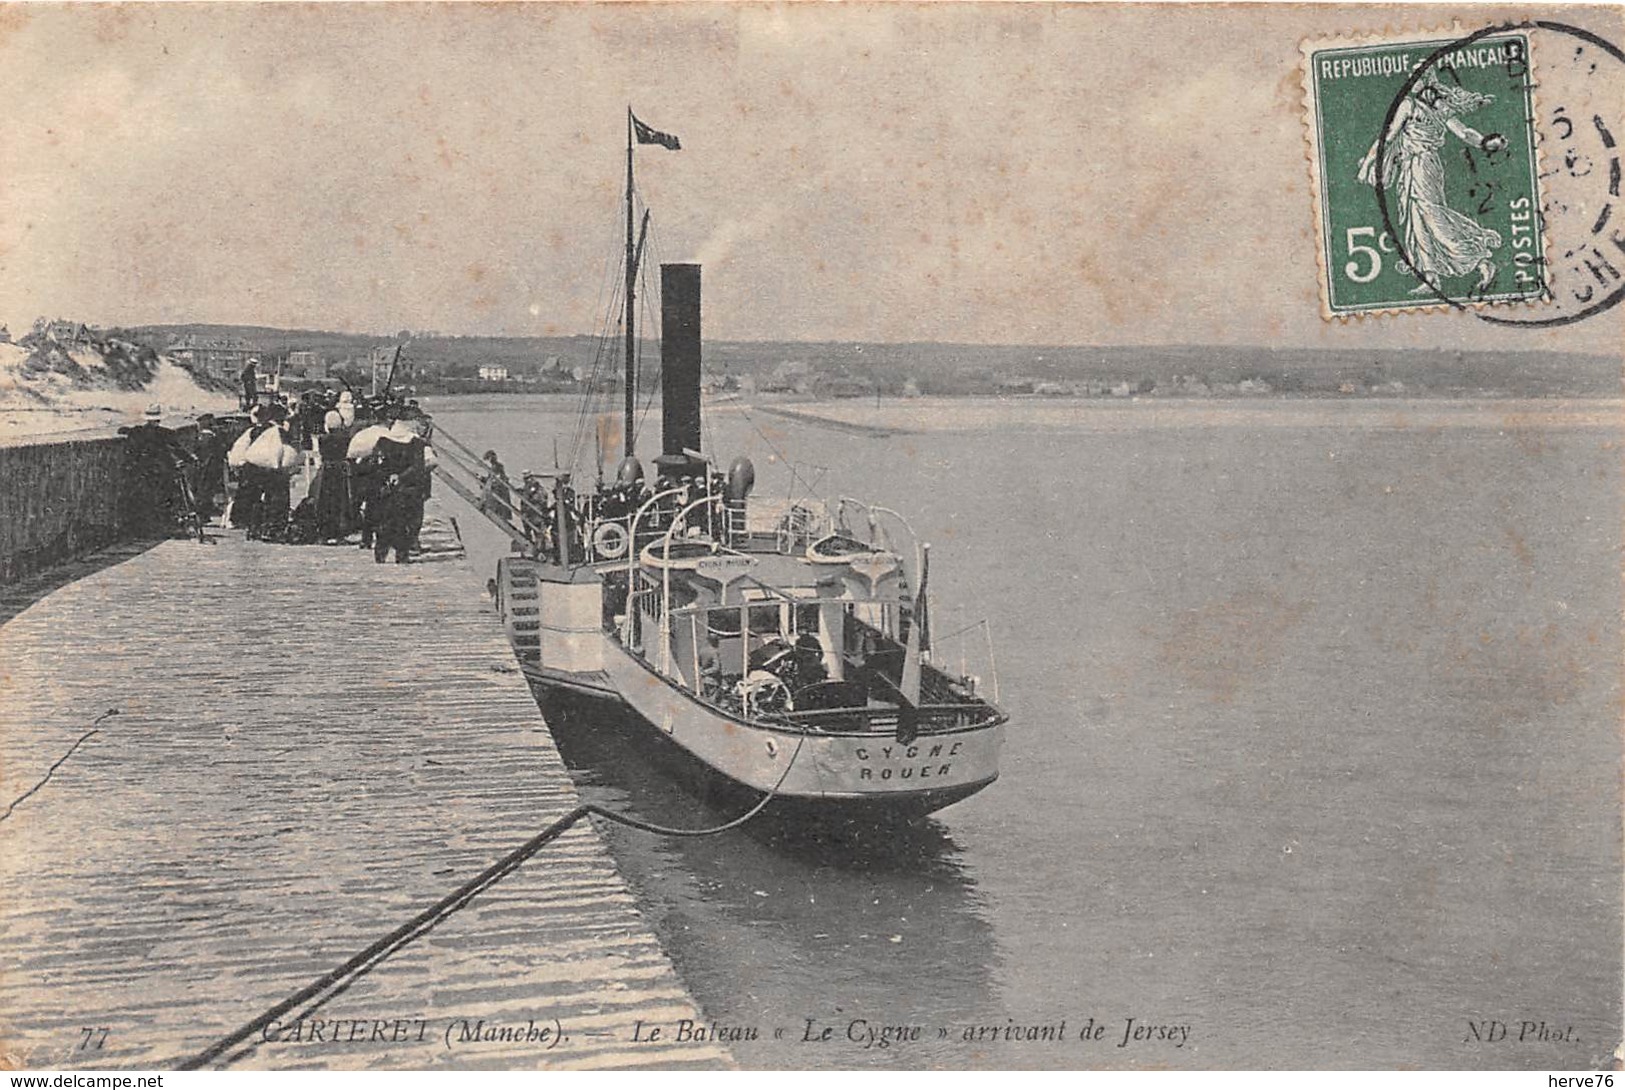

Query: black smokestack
[[661, 262, 702, 459]]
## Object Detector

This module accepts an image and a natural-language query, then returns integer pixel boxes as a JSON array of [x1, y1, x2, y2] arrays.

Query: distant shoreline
[[742, 396, 1625, 434], [424, 393, 1625, 436], [417, 389, 1625, 406], [4, 392, 1618, 448]]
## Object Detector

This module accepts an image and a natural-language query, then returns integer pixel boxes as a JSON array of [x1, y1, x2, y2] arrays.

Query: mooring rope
[[176, 730, 805, 1071]]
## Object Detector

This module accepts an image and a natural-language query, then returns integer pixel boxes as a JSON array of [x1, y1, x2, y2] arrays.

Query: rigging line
[[570, 270, 628, 471], [639, 219, 672, 425], [735, 401, 825, 503], [1, 709, 118, 824], [571, 273, 620, 452], [625, 239, 651, 451], [586, 333, 624, 470], [175, 732, 805, 1072], [569, 347, 608, 465], [702, 395, 719, 462], [931, 617, 991, 646], [588, 198, 627, 341], [634, 264, 662, 448], [570, 198, 637, 471], [590, 261, 631, 407]]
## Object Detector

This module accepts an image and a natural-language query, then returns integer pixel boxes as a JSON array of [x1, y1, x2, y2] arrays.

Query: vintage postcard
[[0, 2, 1620, 1078]]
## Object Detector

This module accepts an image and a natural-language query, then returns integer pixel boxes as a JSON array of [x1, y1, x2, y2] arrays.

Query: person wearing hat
[[336, 389, 356, 428], [791, 630, 829, 690], [191, 412, 227, 520], [239, 358, 258, 411], [479, 449, 513, 525], [312, 408, 352, 543], [118, 404, 194, 537], [368, 415, 436, 563], [227, 403, 279, 536], [254, 402, 295, 538]]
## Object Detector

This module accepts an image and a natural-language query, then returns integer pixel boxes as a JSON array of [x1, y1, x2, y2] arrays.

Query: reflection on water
[[537, 689, 1002, 1068]]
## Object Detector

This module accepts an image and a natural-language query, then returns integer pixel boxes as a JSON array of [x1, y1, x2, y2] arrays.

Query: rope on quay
[[0, 709, 119, 824], [175, 732, 805, 1071]]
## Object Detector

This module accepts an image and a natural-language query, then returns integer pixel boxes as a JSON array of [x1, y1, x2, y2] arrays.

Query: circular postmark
[[1374, 20, 1625, 327]]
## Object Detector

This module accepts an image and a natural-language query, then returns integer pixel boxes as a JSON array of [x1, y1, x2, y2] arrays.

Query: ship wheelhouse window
[[747, 603, 782, 637], [794, 602, 820, 636], [707, 607, 743, 638]]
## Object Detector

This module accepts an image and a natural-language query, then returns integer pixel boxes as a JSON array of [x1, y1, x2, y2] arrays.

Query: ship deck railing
[[610, 629, 1001, 735], [580, 493, 914, 568], [770, 701, 1004, 735]]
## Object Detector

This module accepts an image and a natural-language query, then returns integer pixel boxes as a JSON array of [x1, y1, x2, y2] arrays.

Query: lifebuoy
[[592, 521, 630, 559]]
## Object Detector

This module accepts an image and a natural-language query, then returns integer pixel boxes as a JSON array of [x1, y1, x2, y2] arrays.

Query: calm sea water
[[426, 394, 1622, 1070]]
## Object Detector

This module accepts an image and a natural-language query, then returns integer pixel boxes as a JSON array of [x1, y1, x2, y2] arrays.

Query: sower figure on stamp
[[1357, 73, 1508, 293]]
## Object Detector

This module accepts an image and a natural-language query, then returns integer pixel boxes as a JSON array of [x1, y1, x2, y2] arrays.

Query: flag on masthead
[[631, 112, 681, 150]]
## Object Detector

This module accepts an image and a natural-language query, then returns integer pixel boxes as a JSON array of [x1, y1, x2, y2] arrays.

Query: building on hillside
[[285, 350, 328, 379], [479, 365, 510, 382], [367, 345, 405, 392], [168, 334, 257, 382], [45, 320, 91, 346]]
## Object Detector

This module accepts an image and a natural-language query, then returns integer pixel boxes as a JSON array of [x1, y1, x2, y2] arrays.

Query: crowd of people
[[119, 389, 438, 564]]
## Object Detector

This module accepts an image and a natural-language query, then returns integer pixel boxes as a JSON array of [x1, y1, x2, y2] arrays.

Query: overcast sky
[[2, 3, 1621, 353]]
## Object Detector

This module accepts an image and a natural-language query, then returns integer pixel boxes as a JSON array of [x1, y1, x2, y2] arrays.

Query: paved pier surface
[[0, 505, 729, 1070]]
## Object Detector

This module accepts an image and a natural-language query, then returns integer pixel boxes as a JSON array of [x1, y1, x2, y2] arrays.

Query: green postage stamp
[[1302, 29, 1547, 317]]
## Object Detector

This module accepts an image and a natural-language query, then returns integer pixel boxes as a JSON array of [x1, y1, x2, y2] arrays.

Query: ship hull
[[531, 682, 997, 823], [521, 633, 1002, 817]]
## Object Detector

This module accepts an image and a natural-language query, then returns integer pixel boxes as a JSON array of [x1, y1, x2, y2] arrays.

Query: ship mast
[[624, 108, 637, 459], [621, 109, 677, 460]]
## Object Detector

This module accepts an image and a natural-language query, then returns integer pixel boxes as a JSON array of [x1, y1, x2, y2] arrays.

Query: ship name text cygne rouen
[[490, 110, 1007, 817]]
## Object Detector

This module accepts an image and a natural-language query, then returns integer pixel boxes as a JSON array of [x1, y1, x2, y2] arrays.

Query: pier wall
[[0, 434, 129, 585]]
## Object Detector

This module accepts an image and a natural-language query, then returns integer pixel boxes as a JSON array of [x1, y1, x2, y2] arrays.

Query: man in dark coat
[[239, 359, 258, 411], [230, 405, 272, 535], [119, 404, 194, 537], [191, 413, 227, 520], [256, 403, 293, 539], [370, 417, 435, 564]]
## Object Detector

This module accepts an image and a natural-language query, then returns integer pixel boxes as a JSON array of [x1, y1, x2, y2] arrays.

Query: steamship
[[490, 112, 1007, 817]]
